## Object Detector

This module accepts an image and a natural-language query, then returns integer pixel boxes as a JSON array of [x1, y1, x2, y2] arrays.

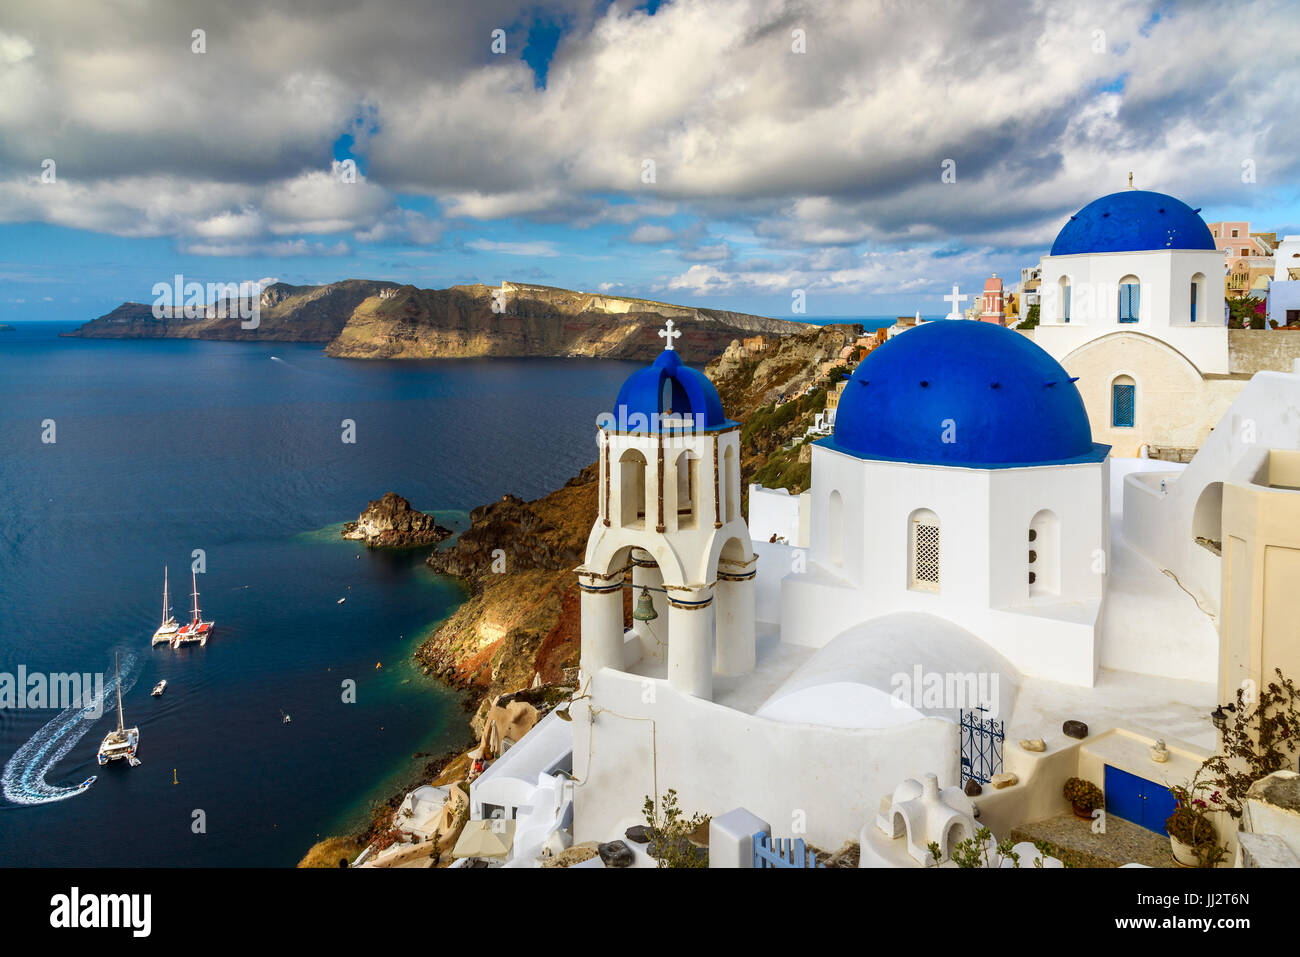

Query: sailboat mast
[[191, 568, 200, 621], [115, 652, 124, 732], [162, 566, 169, 623]]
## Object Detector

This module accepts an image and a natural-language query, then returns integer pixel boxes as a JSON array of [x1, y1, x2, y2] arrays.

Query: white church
[[484, 186, 1300, 867]]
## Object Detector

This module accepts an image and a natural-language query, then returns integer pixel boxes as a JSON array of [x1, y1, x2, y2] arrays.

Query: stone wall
[[1228, 329, 1300, 375]]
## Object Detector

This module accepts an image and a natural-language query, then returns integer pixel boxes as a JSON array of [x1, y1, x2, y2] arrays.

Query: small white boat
[[151, 680, 166, 697], [151, 566, 180, 645], [79, 775, 96, 789], [97, 654, 139, 768], [337, 597, 346, 604]]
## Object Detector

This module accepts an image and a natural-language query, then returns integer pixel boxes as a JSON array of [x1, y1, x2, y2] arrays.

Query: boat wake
[[1, 651, 139, 806]]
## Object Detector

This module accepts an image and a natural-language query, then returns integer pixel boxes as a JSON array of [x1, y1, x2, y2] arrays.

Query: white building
[[1032, 188, 1240, 457], [571, 317, 1147, 850], [1268, 235, 1300, 327]]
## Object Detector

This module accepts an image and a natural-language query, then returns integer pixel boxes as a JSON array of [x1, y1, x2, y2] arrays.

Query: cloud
[[465, 239, 561, 256], [0, 0, 1294, 278], [628, 224, 676, 243]]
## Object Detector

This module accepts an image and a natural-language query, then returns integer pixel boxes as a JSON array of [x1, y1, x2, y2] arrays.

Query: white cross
[[658, 318, 682, 350], [943, 284, 968, 320]]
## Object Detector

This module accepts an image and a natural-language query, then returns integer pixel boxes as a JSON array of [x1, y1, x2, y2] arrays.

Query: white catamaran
[[172, 568, 214, 647], [151, 566, 180, 645], [97, 653, 140, 767]]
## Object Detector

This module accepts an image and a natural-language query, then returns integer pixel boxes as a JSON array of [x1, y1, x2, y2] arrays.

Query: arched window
[[908, 508, 940, 592], [618, 448, 648, 527], [1190, 273, 1205, 324], [1059, 276, 1071, 323], [1111, 375, 1136, 428], [1028, 509, 1060, 596], [723, 445, 738, 522], [1118, 274, 1140, 323], [827, 490, 844, 565], [675, 450, 697, 528]]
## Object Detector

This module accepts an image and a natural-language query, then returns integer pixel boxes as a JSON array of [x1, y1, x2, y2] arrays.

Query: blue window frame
[[1112, 382, 1135, 428], [1118, 282, 1140, 322]]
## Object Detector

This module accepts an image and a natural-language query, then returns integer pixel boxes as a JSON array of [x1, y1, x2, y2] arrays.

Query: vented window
[[909, 510, 941, 591], [1112, 376, 1136, 428]]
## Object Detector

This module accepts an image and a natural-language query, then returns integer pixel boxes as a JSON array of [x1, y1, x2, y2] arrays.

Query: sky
[[1, 0, 1298, 323]]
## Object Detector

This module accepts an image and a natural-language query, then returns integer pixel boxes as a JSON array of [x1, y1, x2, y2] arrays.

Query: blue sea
[[0, 322, 639, 866]]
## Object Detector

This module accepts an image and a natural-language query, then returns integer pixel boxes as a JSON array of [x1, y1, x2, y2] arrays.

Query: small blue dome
[[1050, 190, 1216, 256], [825, 321, 1107, 468], [612, 349, 732, 431]]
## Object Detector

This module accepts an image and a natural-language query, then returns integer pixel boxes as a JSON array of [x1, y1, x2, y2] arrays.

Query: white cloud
[[628, 224, 676, 243], [466, 239, 561, 257], [0, 31, 34, 64]]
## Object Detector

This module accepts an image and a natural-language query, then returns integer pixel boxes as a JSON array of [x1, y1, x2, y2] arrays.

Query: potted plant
[[1062, 777, 1103, 819], [1165, 781, 1226, 868]]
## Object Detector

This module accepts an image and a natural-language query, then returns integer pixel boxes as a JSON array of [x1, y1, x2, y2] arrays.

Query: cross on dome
[[658, 318, 682, 350], [943, 284, 968, 320]]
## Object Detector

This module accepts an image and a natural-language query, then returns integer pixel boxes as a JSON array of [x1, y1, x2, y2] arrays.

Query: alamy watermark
[[151, 274, 262, 329], [596, 404, 707, 445], [0, 667, 104, 717], [890, 666, 1001, 718]]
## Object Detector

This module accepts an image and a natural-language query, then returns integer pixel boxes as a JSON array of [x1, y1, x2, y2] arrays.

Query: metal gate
[[960, 706, 1004, 785]]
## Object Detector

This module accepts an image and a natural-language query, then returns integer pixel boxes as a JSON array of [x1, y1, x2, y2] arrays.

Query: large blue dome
[[611, 349, 733, 432], [1050, 189, 1216, 256], [824, 321, 1108, 468]]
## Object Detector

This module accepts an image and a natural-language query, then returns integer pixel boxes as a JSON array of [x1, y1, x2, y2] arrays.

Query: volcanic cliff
[[69, 279, 807, 364]]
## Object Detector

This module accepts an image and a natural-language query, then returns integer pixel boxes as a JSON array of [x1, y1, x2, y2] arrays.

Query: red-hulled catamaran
[[172, 568, 214, 647]]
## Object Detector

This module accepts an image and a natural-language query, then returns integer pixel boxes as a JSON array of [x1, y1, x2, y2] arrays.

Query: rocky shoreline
[[342, 492, 452, 548]]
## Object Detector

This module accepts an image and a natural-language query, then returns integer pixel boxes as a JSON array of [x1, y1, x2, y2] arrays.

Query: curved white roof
[[755, 612, 1021, 731]]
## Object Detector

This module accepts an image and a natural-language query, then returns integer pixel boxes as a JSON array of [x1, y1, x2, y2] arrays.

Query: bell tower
[[577, 322, 756, 700]]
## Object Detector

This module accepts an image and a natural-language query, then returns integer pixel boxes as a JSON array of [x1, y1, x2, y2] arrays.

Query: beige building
[[1219, 449, 1300, 707], [1061, 331, 1245, 459]]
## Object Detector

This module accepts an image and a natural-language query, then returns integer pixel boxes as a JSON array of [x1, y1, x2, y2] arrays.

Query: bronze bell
[[632, 586, 658, 622]]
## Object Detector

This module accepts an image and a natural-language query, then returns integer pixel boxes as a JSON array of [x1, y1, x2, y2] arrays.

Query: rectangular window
[[911, 521, 940, 590], [1063, 285, 1071, 323], [1231, 228, 1239, 237], [1112, 384, 1135, 428], [1190, 281, 1197, 323], [1118, 283, 1140, 323]]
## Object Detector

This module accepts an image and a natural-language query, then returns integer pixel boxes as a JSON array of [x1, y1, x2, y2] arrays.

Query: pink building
[[1207, 221, 1272, 259], [980, 274, 1005, 323]]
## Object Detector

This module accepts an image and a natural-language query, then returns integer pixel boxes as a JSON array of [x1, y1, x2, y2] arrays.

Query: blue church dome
[[611, 349, 733, 432], [1050, 189, 1216, 256], [824, 321, 1108, 468]]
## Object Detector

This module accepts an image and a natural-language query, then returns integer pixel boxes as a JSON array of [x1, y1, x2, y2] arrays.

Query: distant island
[[64, 280, 808, 364]]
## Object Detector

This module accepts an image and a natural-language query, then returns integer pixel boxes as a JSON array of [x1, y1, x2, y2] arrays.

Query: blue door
[[1104, 766, 1177, 834]]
